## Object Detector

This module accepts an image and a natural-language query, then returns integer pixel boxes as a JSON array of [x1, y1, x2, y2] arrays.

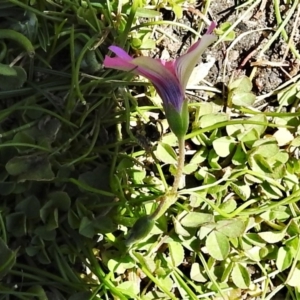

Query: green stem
[[171, 137, 185, 193], [151, 137, 185, 220]]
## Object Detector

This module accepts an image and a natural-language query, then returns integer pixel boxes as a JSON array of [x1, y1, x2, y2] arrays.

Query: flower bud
[[164, 100, 189, 139], [125, 215, 155, 247]]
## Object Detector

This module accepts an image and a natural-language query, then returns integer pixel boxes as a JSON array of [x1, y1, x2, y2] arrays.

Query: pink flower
[[104, 22, 217, 137]]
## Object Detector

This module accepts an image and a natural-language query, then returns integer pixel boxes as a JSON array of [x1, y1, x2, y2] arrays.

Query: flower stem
[[171, 137, 185, 194], [151, 137, 185, 220]]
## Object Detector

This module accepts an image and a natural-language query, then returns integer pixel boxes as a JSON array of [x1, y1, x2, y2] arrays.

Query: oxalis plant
[[104, 22, 217, 247]]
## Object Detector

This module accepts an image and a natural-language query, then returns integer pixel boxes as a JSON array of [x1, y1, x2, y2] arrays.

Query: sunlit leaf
[[180, 212, 213, 228], [216, 219, 246, 238], [206, 231, 230, 260], [231, 263, 250, 289], [276, 246, 293, 271]]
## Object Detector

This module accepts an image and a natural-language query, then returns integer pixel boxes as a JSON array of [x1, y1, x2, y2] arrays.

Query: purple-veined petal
[[131, 56, 184, 111], [175, 22, 217, 89]]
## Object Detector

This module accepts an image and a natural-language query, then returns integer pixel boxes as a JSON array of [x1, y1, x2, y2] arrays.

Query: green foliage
[[215, 22, 236, 41], [228, 76, 256, 107]]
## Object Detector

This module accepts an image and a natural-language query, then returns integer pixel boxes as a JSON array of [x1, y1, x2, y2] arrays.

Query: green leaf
[[254, 154, 273, 172], [252, 137, 279, 157], [0, 64, 27, 90], [230, 91, 256, 107], [116, 281, 139, 298], [0, 238, 16, 279], [0, 182, 16, 196], [107, 255, 135, 274], [219, 199, 237, 213], [277, 82, 299, 107], [6, 155, 54, 182], [231, 263, 250, 289], [244, 114, 268, 136], [12, 132, 35, 150], [258, 230, 286, 243], [136, 8, 161, 17], [168, 241, 184, 267], [212, 136, 236, 157], [172, 216, 191, 237], [154, 142, 177, 164], [68, 209, 81, 229], [26, 285, 47, 300], [200, 113, 228, 128], [237, 128, 259, 147], [260, 181, 283, 199], [48, 191, 70, 211], [228, 76, 252, 93], [206, 231, 230, 260], [79, 217, 95, 238], [230, 181, 251, 201], [245, 246, 264, 261], [276, 246, 293, 271], [172, 3, 183, 18], [244, 233, 266, 248], [6, 212, 26, 237], [221, 262, 234, 283], [78, 165, 112, 199], [181, 163, 198, 175], [216, 219, 246, 238], [226, 123, 244, 137], [34, 226, 56, 241], [190, 147, 208, 164], [208, 149, 221, 169], [286, 264, 300, 287], [215, 22, 235, 41], [15, 195, 40, 218], [190, 263, 207, 282], [180, 212, 213, 228], [93, 216, 116, 234], [232, 144, 247, 165], [0, 63, 18, 76], [198, 224, 216, 240]]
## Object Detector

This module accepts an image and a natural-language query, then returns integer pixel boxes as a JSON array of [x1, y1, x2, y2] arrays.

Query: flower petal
[[109, 46, 132, 60], [175, 22, 217, 89], [103, 46, 136, 71], [103, 56, 136, 71], [132, 56, 184, 111]]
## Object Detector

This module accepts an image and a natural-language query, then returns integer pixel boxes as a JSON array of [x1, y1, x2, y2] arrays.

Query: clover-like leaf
[[231, 263, 250, 289], [190, 263, 207, 282], [212, 136, 236, 157], [216, 219, 246, 238], [168, 241, 184, 267], [258, 230, 286, 243], [154, 142, 177, 164], [6, 154, 54, 182], [0, 64, 27, 90], [206, 231, 230, 260], [180, 212, 213, 228], [286, 264, 300, 287], [230, 91, 256, 107], [276, 246, 293, 271], [230, 181, 251, 201]]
